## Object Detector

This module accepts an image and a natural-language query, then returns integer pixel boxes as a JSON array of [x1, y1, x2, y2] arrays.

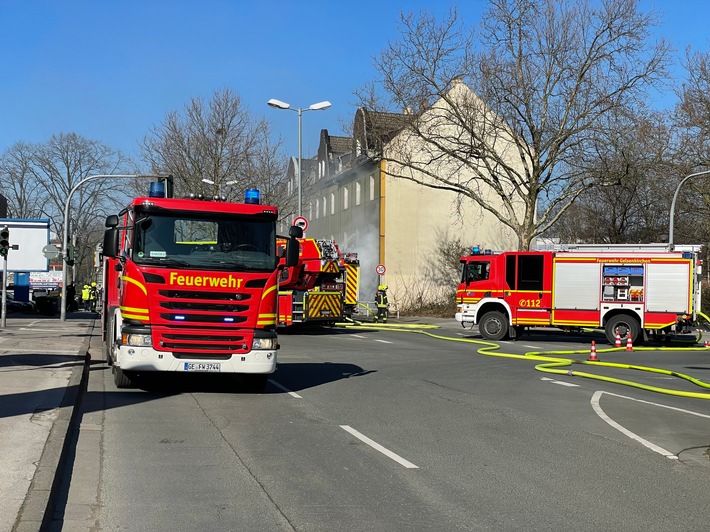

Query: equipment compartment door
[[507, 253, 552, 327]]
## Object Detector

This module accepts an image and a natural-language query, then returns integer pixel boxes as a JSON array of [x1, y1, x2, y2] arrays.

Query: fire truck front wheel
[[113, 366, 135, 389], [604, 314, 640, 345], [479, 311, 509, 341]]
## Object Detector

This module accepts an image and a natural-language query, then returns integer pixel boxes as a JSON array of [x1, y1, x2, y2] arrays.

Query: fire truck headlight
[[252, 337, 276, 350], [122, 333, 152, 347]]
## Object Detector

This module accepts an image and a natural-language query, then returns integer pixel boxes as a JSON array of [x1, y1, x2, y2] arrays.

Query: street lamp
[[668, 169, 710, 250], [267, 98, 332, 217], [201, 178, 238, 198]]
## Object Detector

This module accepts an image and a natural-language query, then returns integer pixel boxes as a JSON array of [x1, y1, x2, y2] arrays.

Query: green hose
[[338, 322, 710, 400]]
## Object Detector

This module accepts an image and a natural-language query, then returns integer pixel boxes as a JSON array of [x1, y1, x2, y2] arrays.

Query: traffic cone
[[626, 334, 633, 351], [705, 340, 709, 348], [615, 331, 621, 348], [588, 340, 599, 361]]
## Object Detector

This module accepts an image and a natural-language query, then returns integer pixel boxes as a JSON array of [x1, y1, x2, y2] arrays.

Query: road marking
[[374, 339, 393, 344], [351, 334, 367, 339], [591, 391, 682, 459], [340, 425, 418, 469], [540, 377, 579, 387], [268, 379, 302, 399]]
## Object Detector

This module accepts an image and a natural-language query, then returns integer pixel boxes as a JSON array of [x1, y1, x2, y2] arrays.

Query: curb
[[12, 321, 95, 532]]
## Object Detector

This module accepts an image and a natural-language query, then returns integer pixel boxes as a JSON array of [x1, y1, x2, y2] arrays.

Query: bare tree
[[15, 133, 132, 283], [550, 110, 676, 243], [0, 142, 45, 218], [141, 88, 286, 208], [368, 0, 671, 249]]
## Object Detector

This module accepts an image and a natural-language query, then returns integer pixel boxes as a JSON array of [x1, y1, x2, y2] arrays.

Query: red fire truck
[[455, 243, 703, 344], [276, 237, 360, 327], [101, 182, 300, 389]]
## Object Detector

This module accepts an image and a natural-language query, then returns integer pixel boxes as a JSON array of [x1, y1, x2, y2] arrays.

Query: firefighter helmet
[[378, 285, 388, 290]]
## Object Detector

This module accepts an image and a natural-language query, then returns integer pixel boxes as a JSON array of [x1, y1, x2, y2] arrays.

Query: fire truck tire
[[113, 366, 134, 389], [604, 314, 640, 345], [242, 374, 268, 392], [479, 311, 509, 341]]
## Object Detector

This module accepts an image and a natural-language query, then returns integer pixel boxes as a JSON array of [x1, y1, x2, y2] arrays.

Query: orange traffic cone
[[626, 335, 633, 351], [588, 340, 599, 361], [615, 331, 621, 348]]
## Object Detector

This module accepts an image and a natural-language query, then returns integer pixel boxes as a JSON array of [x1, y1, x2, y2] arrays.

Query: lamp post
[[267, 98, 331, 217], [60, 174, 164, 321], [668, 169, 710, 250]]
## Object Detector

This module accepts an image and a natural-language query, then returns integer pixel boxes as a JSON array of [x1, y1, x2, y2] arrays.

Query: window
[[322, 196, 327, 217], [343, 187, 349, 210], [369, 176, 375, 200], [355, 182, 361, 205], [517, 255, 544, 291], [315, 199, 320, 219], [330, 192, 335, 215]]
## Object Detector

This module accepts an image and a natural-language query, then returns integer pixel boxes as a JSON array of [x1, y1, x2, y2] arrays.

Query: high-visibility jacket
[[376, 291, 388, 308], [81, 287, 90, 301]]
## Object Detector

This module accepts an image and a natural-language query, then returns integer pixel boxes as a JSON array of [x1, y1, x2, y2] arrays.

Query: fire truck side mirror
[[105, 214, 119, 228], [103, 228, 119, 258], [285, 237, 300, 268], [289, 225, 303, 238]]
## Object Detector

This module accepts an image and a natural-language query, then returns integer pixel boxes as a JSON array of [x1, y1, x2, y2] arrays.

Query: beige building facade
[[279, 83, 525, 308]]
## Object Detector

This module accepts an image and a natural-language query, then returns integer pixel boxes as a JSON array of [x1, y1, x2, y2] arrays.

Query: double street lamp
[[201, 178, 238, 198], [267, 98, 332, 217]]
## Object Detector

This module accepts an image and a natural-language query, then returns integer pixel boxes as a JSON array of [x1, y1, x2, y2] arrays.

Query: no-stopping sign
[[375, 264, 386, 275]]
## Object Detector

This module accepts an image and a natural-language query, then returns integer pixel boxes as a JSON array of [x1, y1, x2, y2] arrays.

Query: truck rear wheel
[[605, 314, 640, 345], [479, 311, 509, 341]]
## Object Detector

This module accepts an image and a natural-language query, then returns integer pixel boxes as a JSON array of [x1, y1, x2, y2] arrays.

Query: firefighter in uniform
[[374, 285, 389, 323], [82, 284, 91, 311], [89, 282, 98, 312]]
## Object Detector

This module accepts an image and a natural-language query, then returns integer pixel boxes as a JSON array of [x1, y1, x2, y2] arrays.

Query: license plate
[[183, 362, 221, 372]]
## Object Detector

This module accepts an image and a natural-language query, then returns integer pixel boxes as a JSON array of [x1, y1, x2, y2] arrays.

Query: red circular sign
[[375, 264, 386, 275], [293, 216, 309, 231]]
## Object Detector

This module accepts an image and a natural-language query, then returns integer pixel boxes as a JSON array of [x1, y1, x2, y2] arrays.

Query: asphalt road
[[51, 322, 710, 531]]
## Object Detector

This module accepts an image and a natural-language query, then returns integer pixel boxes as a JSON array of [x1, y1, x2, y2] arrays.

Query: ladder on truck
[[533, 242, 702, 254]]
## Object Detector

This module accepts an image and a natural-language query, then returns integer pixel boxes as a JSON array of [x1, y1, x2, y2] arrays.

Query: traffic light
[[0, 226, 9, 257]]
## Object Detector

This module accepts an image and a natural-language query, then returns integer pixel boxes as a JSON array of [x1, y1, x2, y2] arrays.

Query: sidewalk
[[1, 311, 96, 532]]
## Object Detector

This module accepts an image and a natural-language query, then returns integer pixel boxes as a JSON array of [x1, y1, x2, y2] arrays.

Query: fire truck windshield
[[132, 212, 276, 271]]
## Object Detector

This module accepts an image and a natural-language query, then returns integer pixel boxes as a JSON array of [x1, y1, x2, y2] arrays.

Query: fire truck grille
[[158, 290, 251, 302], [160, 332, 248, 355]]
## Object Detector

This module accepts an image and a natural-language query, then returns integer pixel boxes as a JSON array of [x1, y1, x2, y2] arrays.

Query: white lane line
[[374, 339, 393, 344], [351, 334, 367, 339], [540, 377, 579, 387], [591, 391, 678, 459], [340, 425, 419, 469], [268, 379, 302, 399]]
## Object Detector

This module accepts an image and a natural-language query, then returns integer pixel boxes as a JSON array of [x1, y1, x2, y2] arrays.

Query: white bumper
[[455, 304, 477, 326], [115, 346, 277, 374]]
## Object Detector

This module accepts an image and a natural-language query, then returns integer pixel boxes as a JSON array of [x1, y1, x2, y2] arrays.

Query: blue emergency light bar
[[245, 188, 260, 204], [149, 182, 165, 198]]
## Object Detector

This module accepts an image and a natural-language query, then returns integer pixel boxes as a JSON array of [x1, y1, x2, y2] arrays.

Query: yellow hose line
[[341, 322, 710, 400]]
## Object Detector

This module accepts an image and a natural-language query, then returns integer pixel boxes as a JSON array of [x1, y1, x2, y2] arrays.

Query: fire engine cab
[[455, 243, 703, 345]]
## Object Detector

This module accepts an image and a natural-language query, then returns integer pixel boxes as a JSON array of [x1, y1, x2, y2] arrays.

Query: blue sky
[[1, 0, 708, 164]]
